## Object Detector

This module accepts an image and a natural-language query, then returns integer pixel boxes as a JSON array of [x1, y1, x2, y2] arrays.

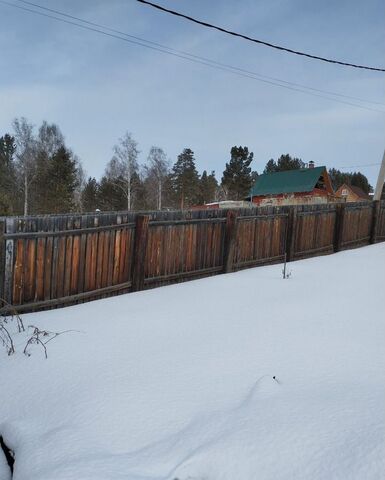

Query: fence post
[[333, 203, 346, 253], [285, 206, 297, 262], [223, 210, 238, 273], [0, 220, 5, 303], [3, 218, 15, 305], [370, 200, 380, 244], [132, 215, 150, 292]]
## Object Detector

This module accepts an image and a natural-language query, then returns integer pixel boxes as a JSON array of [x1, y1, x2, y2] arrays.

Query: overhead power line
[[336, 163, 381, 169], [9, 0, 385, 108], [1, 0, 384, 114], [136, 0, 385, 73]]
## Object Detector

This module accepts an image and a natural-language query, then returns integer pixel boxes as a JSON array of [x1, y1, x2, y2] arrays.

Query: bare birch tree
[[145, 147, 169, 210], [106, 132, 139, 211], [37, 121, 64, 157], [13, 117, 36, 216]]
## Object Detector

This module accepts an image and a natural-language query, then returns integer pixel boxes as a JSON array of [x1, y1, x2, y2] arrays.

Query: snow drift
[[0, 244, 384, 480]]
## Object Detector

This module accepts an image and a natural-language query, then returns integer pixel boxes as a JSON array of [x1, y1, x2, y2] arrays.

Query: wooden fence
[[1, 200, 384, 314]]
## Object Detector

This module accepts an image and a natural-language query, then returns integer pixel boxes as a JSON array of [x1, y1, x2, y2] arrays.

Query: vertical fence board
[[4, 218, 15, 305], [132, 215, 150, 292], [286, 207, 297, 261], [0, 220, 5, 302], [224, 211, 238, 273], [334, 204, 346, 252]]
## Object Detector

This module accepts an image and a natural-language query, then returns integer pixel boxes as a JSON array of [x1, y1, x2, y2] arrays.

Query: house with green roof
[[248, 163, 337, 206]]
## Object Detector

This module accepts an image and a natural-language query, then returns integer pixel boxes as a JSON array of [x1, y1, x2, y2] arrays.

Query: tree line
[[0, 117, 373, 216]]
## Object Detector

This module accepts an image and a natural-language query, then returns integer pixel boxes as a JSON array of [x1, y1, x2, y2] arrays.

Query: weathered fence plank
[[132, 215, 150, 292], [333, 203, 346, 253], [223, 210, 238, 273], [370, 200, 380, 244], [377, 202, 385, 241], [4, 218, 15, 305], [0, 220, 5, 302], [286, 207, 297, 262]]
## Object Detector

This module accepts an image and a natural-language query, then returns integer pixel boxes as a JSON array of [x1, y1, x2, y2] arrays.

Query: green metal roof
[[250, 166, 326, 197]]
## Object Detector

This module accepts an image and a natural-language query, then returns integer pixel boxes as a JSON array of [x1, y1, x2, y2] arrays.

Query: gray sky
[[1, 0, 384, 185]]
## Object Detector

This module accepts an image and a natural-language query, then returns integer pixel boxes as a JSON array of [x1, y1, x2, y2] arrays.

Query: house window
[[342, 189, 348, 196]]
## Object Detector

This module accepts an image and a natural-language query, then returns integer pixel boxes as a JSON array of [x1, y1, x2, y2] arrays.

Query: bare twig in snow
[[0, 324, 15, 356]]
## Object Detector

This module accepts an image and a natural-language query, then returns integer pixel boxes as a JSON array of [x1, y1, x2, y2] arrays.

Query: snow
[[1, 243, 384, 480]]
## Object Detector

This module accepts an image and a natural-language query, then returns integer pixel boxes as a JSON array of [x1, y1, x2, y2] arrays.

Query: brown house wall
[[251, 189, 337, 206]]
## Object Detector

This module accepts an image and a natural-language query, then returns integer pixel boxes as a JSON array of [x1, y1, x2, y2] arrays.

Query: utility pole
[[373, 149, 385, 201]]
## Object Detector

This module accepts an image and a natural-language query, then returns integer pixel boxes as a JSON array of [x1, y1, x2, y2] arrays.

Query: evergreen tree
[[26, 122, 83, 214], [81, 177, 99, 212], [264, 159, 276, 173], [98, 175, 127, 211], [0, 134, 17, 214], [251, 170, 259, 184], [131, 171, 147, 211], [198, 170, 218, 204], [44, 146, 78, 213], [328, 168, 372, 194], [31, 151, 48, 215], [350, 172, 372, 194], [160, 174, 176, 210], [221, 146, 253, 200], [170, 149, 200, 208], [263, 154, 305, 173]]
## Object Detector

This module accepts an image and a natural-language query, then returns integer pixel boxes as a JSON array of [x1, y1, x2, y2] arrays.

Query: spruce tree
[[0, 134, 17, 214], [81, 177, 99, 212], [170, 149, 200, 208], [98, 176, 127, 211], [199, 170, 218, 204], [45, 146, 78, 213], [221, 146, 253, 200]]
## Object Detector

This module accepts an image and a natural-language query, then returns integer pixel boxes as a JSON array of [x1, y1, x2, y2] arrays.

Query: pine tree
[[170, 149, 200, 209], [221, 146, 253, 200], [81, 177, 99, 212], [199, 170, 218, 204], [263, 154, 305, 173]]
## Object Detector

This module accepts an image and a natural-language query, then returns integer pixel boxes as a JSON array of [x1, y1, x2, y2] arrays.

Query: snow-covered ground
[[1, 243, 384, 480]]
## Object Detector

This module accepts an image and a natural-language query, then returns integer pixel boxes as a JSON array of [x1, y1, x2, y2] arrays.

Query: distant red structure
[[248, 164, 339, 206]]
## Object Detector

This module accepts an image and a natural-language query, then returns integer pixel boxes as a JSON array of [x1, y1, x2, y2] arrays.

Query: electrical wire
[[1, 0, 384, 113], [12, 0, 385, 107], [137, 0, 385, 72], [335, 163, 381, 169]]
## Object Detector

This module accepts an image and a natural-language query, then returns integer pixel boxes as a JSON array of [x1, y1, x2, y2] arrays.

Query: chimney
[[308, 161, 315, 169]]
